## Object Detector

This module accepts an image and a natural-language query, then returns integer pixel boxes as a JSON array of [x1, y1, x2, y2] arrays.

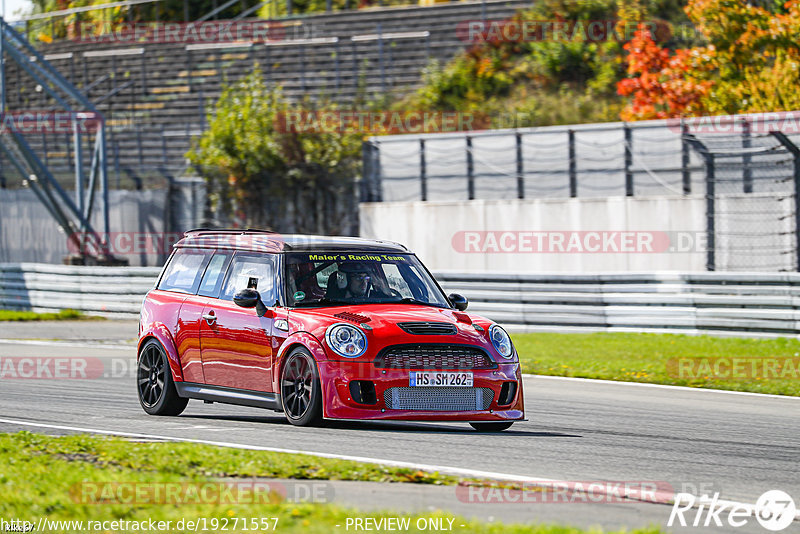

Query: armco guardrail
[[436, 272, 800, 337], [2, 264, 799, 336], [0, 263, 161, 318]]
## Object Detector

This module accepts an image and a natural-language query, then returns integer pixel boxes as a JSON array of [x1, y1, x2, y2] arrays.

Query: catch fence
[[363, 112, 800, 272]]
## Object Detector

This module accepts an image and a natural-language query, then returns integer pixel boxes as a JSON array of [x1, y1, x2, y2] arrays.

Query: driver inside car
[[327, 262, 391, 301]]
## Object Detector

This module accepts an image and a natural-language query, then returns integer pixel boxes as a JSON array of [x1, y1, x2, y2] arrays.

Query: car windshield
[[285, 252, 450, 308]]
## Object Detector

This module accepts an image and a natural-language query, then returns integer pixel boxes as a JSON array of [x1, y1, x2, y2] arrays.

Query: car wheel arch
[[273, 333, 326, 394], [138, 327, 184, 383]]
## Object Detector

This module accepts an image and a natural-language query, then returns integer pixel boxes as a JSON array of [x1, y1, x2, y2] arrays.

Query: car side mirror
[[448, 293, 468, 311], [233, 288, 269, 317]]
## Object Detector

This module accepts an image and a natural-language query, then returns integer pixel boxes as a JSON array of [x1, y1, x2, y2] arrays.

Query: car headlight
[[489, 324, 513, 359], [325, 323, 367, 358]]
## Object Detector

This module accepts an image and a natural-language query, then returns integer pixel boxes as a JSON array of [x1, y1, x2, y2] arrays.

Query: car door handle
[[202, 313, 216, 325]]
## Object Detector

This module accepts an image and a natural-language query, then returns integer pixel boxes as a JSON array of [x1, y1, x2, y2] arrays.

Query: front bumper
[[318, 361, 524, 421]]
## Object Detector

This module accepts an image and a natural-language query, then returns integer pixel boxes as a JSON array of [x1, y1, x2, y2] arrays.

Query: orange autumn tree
[[619, 1, 800, 120], [617, 24, 710, 120]]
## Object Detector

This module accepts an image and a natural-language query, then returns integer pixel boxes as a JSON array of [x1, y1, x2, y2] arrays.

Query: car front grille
[[397, 322, 457, 335], [375, 344, 496, 369], [383, 387, 494, 411]]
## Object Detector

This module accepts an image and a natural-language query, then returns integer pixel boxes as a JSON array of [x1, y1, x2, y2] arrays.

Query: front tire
[[137, 339, 188, 416], [280, 348, 323, 426], [470, 422, 514, 432]]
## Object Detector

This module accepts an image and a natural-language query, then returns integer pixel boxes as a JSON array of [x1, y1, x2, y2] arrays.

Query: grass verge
[[8, 431, 455, 485], [513, 332, 800, 396], [0, 309, 103, 321], [0, 432, 664, 533]]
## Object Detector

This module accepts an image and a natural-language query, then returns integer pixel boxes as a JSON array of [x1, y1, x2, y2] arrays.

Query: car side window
[[221, 253, 277, 305], [381, 263, 413, 298], [401, 263, 431, 301], [315, 263, 338, 289], [157, 249, 211, 294], [198, 252, 232, 298]]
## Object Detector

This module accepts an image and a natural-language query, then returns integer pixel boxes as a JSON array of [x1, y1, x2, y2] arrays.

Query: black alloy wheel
[[137, 339, 188, 416], [281, 348, 323, 426]]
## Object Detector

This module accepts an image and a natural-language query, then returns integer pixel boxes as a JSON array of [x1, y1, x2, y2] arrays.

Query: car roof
[[175, 229, 410, 254]]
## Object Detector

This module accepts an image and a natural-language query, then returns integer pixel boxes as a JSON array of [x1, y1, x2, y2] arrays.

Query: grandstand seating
[[2, 0, 527, 188]]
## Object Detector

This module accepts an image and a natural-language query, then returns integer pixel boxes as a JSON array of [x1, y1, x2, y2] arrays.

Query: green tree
[[685, 0, 800, 114], [187, 69, 363, 232]]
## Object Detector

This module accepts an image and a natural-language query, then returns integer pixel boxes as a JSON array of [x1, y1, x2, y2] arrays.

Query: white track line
[[3, 415, 797, 523], [524, 374, 800, 400], [0, 416, 568, 483]]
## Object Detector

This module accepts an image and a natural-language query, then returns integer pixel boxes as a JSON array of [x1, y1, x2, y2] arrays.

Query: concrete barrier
[[2, 264, 799, 337], [0, 263, 161, 319]]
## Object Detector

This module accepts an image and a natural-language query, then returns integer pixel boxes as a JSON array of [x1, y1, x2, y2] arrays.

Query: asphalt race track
[[1, 321, 798, 533]]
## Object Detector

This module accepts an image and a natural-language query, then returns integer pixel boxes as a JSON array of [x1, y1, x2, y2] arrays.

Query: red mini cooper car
[[138, 230, 524, 431]]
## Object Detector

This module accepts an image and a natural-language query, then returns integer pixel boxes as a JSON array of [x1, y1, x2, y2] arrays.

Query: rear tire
[[470, 422, 514, 432], [137, 339, 188, 416], [280, 348, 323, 427]]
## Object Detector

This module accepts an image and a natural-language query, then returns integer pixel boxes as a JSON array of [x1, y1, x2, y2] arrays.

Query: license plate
[[410, 371, 473, 387]]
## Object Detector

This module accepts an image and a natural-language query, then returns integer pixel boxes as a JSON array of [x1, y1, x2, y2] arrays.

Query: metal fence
[[685, 130, 800, 273], [4, 263, 800, 337], [362, 119, 709, 202], [363, 112, 800, 272]]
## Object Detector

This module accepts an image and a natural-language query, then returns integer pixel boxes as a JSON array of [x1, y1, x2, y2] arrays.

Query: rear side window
[[157, 249, 210, 294], [198, 253, 232, 297], [220, 253, 278, 305]]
